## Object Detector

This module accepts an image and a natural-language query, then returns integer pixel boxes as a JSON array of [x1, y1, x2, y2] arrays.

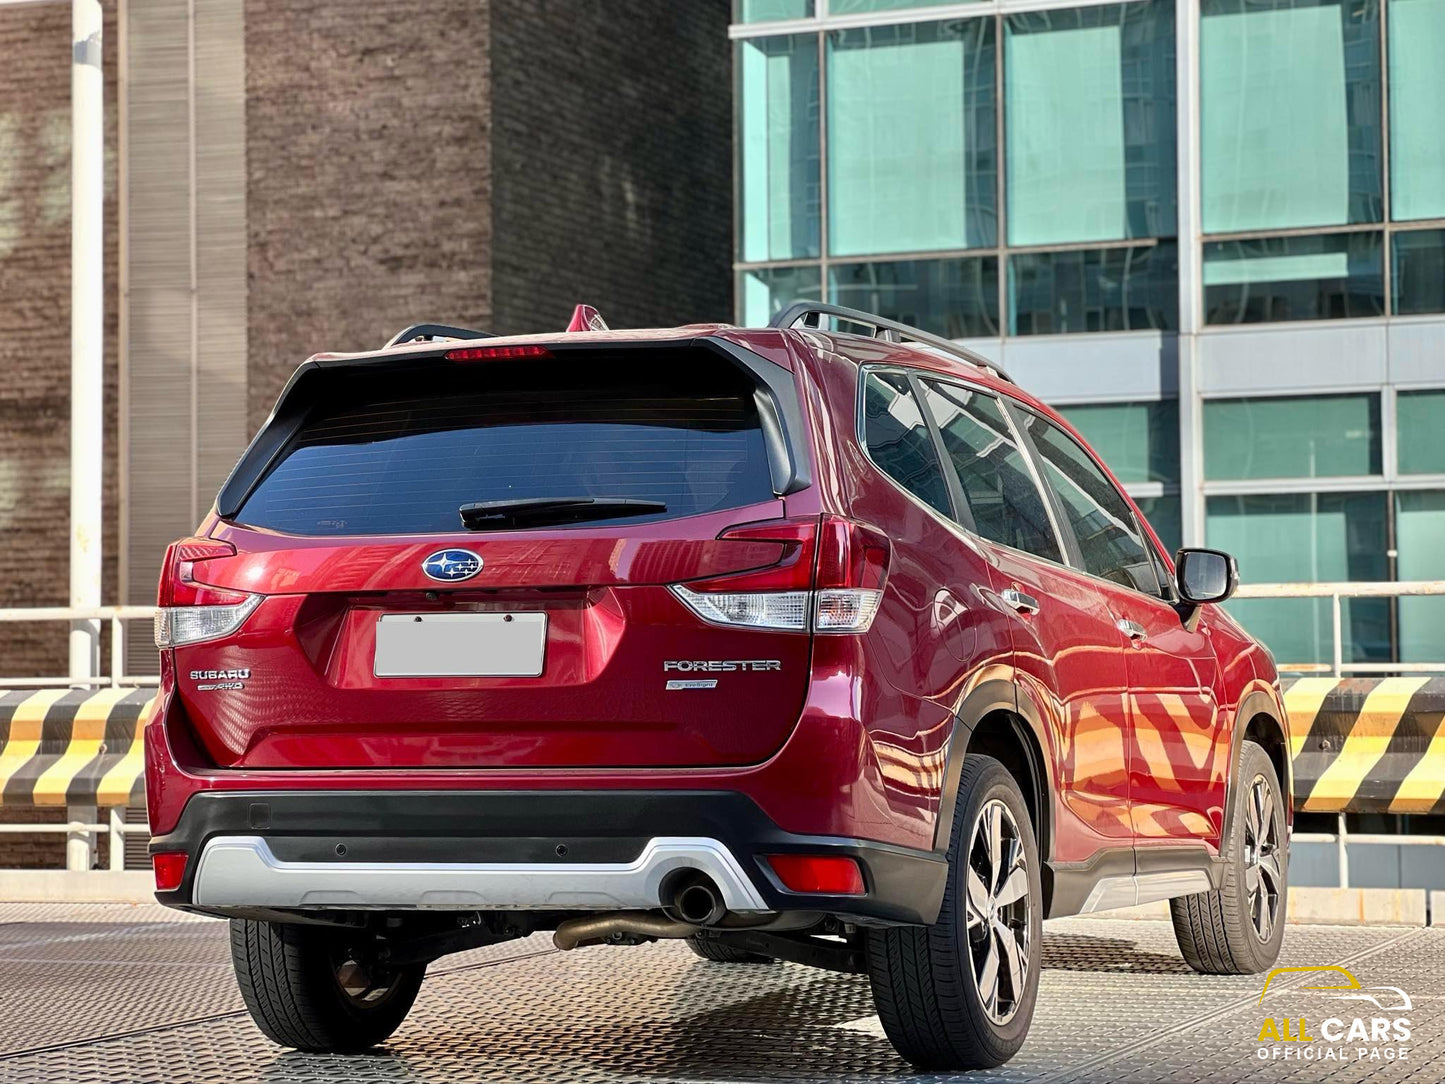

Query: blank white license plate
[[374, 612, 547, 677]]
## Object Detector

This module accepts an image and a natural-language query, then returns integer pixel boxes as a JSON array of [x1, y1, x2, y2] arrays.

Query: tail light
[[669, 515, 888, 634], [154, 537, 261, 648]]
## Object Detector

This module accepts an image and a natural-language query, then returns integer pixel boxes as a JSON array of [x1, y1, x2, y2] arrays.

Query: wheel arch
[[1223, 685, 1293, 844], [937, 677, 1055, 904]]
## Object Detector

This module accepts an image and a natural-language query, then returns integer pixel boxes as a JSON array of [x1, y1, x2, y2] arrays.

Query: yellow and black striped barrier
[[0, 679, 1441, 816], [1282, 676, 1445, 815], [0, 688, 154, 807]]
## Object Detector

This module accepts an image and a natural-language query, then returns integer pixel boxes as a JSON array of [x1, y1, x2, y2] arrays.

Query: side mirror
[[1175, 548, 1238, 605]]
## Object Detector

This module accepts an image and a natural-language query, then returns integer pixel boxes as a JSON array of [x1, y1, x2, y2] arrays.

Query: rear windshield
[[235, 353, 775, 535]]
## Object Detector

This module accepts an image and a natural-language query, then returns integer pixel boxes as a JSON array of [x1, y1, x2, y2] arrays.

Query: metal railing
[[0, 811, 148, 872], [1, 590, 1443, 881], [1232, 580, 1445, 677], [0, 605, 157, 688], [0, 584, 1437, 687], [1294, 816, 1445, 891]]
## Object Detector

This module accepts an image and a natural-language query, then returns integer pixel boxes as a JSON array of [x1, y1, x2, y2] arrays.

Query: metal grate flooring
[[0, 903, 1439, 1083]]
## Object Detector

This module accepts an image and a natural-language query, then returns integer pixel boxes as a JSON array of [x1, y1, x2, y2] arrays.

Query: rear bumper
[[150, 789, 948, 926]]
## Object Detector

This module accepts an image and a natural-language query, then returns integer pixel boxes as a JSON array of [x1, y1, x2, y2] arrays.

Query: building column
[[1176, 0, 1205, 548], [70, 0, 105, 681], [66, 802, 96, 871], [120, 0, 249, 675]]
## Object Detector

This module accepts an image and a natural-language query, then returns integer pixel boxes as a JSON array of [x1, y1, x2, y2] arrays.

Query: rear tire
[[866, 754, 1042, 1070], [1170, 741, 1288, 974], [229, 919, 425, 1052], [686, 934, 776, 964]]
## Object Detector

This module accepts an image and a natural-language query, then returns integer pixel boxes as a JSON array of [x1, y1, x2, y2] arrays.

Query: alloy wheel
[[1243, 772, 1283, 942], [964, 798, 1032, 1024]]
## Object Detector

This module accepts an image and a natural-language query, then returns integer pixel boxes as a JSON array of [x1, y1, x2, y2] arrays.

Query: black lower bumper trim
[[151, 789, 948, 926]]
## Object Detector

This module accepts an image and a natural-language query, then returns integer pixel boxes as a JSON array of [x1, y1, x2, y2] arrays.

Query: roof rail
[[768, 301, 1013, 385], [384, 324, 496, 349]]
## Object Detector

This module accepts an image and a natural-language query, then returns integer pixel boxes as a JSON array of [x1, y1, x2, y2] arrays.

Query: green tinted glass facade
[[739, 265, 822, 327], [736, 0, 1444, 324], [1204, 395, 1381, 479], [1005, 2, 1175, 246], [827, 21, 996, 256], [737, 34, 819, 262], [1208, 492, 1390, 664], [735, 0, 813, 23], [1392, 230, 1445, 316], [1398, 391, 1445, 475], [1135, 495, 1182, 556], [1010, 244, 1177, 334], [1388, 0, 1445, 222], [1201, 0, 1381, 233], [1203, 233, 1385, 324], [1057, 401, 1179, 485], [732, 2, 1445, 676], [830, 258, 999, 338], [830, 0, 967, 15], [734, 1, 1177, 337], [1397, 491, 1445, 663]]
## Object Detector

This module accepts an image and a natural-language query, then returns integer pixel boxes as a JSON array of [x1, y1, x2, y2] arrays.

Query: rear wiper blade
[[458, 496, 667, 530]]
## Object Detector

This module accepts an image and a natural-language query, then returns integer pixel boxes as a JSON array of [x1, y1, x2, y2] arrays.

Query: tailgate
[[171, 343, 818, 770]]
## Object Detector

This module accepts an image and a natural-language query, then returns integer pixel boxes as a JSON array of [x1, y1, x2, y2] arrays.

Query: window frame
[[854, 362, 1178, 602], [1005, 400, 1169, 599], [857, 363, 1070, 564], [856, 367, 962, 524], [914, 374, 1070, 565]]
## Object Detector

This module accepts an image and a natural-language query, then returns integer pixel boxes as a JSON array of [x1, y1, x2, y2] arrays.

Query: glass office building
[[732, 0, 1445, 669]]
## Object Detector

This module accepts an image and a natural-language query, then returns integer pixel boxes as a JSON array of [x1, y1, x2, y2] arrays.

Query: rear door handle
[[1001, 588, 1040, 615], [1116, 618, 1146, 640]]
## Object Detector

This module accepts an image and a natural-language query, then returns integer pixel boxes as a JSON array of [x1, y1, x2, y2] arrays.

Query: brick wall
[[0, 2, 732, 679], [0, 808, 66, 870], [0, 2, 734, 867], [0, 4, 121, 678], [489, 0, 733, 334], [244, 0, 733, 425], [244, 0, 496, 434]]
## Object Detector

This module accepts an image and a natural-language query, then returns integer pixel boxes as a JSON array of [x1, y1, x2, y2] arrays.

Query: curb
[[0, 870, 155, 903]]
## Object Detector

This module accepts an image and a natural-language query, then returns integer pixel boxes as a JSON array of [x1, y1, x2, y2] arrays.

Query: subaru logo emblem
[[422, 549, 483, 582]]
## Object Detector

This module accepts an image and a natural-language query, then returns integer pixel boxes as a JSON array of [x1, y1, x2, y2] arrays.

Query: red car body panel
[[145, 321, 1289, 916]]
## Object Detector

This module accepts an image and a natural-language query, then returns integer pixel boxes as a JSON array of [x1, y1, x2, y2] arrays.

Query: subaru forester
[[146, 302, 1291, 1070]]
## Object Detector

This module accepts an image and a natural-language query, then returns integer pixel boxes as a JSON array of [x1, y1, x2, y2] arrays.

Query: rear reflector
[[445, 344, 552, 361], [152, 852, 187, 892], [765, 854, 865, 895]]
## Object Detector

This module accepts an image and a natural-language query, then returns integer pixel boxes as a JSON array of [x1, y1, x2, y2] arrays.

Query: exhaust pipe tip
[[662, 870, 727, 927]]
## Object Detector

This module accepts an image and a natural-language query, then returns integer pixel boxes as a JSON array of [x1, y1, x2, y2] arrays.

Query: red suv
[[146, 303, 1291, 1070]]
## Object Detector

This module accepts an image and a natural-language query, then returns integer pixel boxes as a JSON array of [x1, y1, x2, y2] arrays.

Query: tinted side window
[[1020, 411, 1160, 595], [917, 380, 1062, 563], [862, 372, 953, 517]]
